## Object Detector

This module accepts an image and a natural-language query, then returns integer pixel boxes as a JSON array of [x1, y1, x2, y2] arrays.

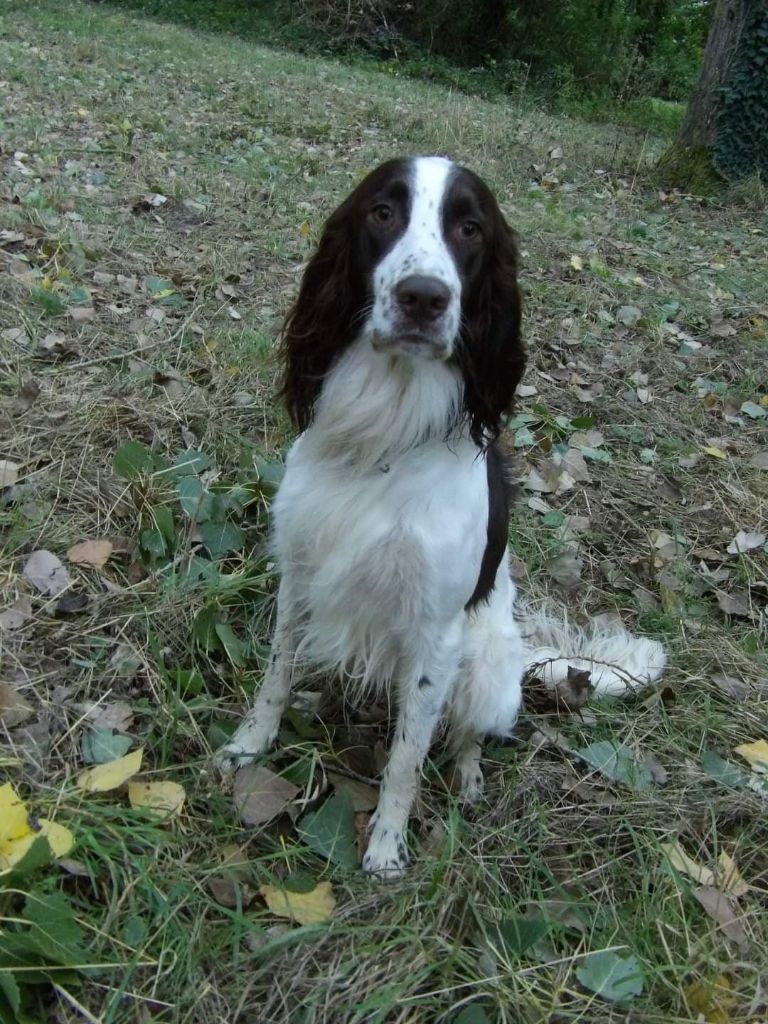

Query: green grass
[[1, 2, 767, 1022]]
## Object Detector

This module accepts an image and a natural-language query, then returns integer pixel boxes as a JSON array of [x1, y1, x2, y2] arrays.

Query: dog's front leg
[[214, 577, 299, 775], [363, 625, 462, 879]]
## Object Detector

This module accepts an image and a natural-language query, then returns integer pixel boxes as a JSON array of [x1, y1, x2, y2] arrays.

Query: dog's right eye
[[370, 203, 394, 225]]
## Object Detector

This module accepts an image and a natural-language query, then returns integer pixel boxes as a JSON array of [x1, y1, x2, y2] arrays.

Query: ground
[[1, 2, 767, 1022]]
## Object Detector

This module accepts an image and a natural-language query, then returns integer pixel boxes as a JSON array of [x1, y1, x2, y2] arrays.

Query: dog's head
[[281, 156, 524, 446]]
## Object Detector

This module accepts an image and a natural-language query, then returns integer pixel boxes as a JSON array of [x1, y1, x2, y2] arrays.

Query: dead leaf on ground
[[233, 766, 299, 827], [710, 673, 749, 702], [0, 595, 33, 631], [327, 771, 378, 812], [717, 851, 749, 897], [0, 681, 34, 728], [259, 881, 335, 926], [733, 739, 768, 773], [694, 886, 748, 950], [684, 974, 736, 1024], [128, 781, 186, 819], [726, 530, 766, 555], [661, 840, 715, 885], [748, 451, 768, 470], [545, 549, 583, 590], [23, 550, 71, 597], [84, 701, 134, 733], [0, 460, 20, 488], [67, 539, 114, 567], [716, 590, 752, 618], [208, 875, 253, 908]]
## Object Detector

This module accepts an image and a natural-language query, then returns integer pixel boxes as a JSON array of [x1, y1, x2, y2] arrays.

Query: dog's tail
[[518, 603, 666, 697]]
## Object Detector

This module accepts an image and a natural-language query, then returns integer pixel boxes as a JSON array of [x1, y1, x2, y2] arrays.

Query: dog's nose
[[394, 275, 450, 323]]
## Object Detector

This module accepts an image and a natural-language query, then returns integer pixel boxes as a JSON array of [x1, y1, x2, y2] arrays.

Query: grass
[[0, 1, 767, 1021]]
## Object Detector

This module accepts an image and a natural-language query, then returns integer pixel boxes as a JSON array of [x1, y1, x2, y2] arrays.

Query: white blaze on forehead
[[368, 155, 462, 352]]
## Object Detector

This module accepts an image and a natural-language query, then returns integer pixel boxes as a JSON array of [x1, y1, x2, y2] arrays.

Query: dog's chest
[[272, 439, 488, 674]]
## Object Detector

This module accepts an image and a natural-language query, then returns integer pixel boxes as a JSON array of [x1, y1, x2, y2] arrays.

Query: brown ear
[[458, 216, 525, 446]]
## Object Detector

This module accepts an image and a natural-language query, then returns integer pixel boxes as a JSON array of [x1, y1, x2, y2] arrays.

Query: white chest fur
[[272, 435, 488, 689]]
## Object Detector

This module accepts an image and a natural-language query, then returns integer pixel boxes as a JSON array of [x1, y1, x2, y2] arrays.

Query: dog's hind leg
[[214, 576, 300, 775]]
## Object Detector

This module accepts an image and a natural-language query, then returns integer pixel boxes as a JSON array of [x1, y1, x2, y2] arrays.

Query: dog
[[215, 156, 666, 877]]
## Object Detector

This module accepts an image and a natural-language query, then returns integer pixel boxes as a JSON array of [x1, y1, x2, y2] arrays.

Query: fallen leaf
[[684, 975, 736, 1024], [694, 886, 748, 950], [569, 254, 584, 271], [0, 681, 34, 728], [85, 701, 134, 732], [716, 591, 751, 617], [208, 876, 252, 908], [327, 772, 379, 811], [81, 729, 133, 764], [733, 739, 768, 773], [128, 781, 186, 819], [740, 400, 766, 419], [259, 881, 335, 926], [0, 783, 74, 869], [726, 530, 765, 555], [546, 549, 583, 590], [702, 445, 727, 460], [710, 673, 749, 702], [298, 792, 358, 868], [577, 741, 653, 790], [516, 383, 538, 398], [0, 595, 33, 631], [67, 539, 114, 567], [748, 451, 768, 470], [661, 840, 715, 885], [233, 766, 299, 827], [0, 460, 20, 488], [717, 852, 748, 897], [77, 748, 143, 792], [569, 429, 604, 449], [576, 950, 644, 1002], [616, 304, 642, 327], [23, 550, 71, 597]]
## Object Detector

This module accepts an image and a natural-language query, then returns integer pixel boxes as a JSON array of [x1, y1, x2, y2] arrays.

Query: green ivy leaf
[[298, 793, 358, 869], [199, 520, 244, 557], [113, 441, 157, 479], [576, 950, 644, 1002]]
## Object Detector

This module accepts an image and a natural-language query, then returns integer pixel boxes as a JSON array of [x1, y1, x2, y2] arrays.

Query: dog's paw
[[458, 766, 485, 805], [362, 824, 409, 880], [212, 742, 256, 778]]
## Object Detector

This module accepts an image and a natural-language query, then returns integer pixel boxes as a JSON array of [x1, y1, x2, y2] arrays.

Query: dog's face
[[282, 156, 524, 444]]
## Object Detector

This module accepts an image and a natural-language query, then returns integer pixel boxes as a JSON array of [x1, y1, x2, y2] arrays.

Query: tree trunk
[[657, 0, 750, 190]]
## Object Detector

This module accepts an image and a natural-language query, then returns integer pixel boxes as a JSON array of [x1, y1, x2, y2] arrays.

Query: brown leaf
[[716, 591, 752, 618], [67, 539, 114, 567], [0, 460, 20, 488], [233, 766, 299, 827], [710, 673, 749, 702], [546, 549, 583, 590], [327, 772, 378, 812], [726, 530, 765, 555], [694, 886, 748, 950], [0, 595, 33, 632], [23, 550, 71, 597], [0, 680, 34, 727], [85, 701, 134, 733], [208, 876, 252, 908]]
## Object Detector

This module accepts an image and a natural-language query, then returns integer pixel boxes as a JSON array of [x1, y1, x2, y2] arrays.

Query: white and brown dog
[[215, 157, 666, 877]]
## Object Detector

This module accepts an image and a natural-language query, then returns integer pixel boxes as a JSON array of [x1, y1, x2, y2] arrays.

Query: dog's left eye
[[458, 220, 481, 240]]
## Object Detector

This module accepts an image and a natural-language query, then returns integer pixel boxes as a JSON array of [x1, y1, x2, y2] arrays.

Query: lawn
[[0, 2, 767, 1022]]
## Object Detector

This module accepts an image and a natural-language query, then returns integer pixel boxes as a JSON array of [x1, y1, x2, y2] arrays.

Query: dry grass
[[1, 2, 767, 1022]]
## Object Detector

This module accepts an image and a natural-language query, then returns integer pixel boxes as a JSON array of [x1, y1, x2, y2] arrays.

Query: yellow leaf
[[661, 840, 715, 885], [717, 851, 748, 897], [702, 446, 727, 460], [760, 395, 768, 408], [684, 975, 734, 1024], [0, 783, 32, 843], [0, 784, 75, 869], [298, 221, 311, 239], [569, 255, 584, 271], [128, 780, 185, 819], [734, 738, 768, 773], [67, 539, 114, 567], [77, 748, 143, 793], [259, 881, 335, 926]]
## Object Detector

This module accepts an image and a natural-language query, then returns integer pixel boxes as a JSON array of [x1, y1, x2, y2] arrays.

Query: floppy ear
[[279, 196, 364, 431], [458, 213, 525, 447]]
